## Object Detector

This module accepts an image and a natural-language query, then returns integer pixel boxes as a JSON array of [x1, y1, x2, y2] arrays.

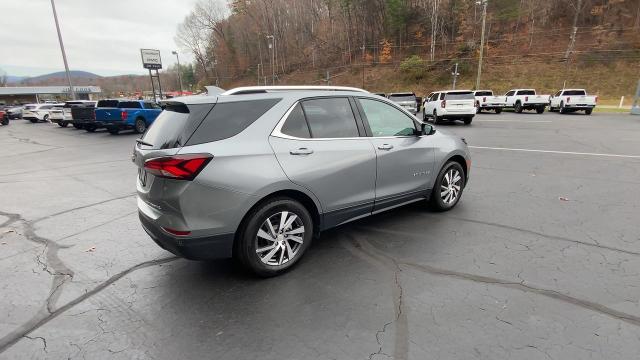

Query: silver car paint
[[135, 91, 470, 254]]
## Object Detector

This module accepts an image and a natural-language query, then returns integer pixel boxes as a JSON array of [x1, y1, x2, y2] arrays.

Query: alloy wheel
[[440, 168, 462, 205], [255, 211, 305, 266]]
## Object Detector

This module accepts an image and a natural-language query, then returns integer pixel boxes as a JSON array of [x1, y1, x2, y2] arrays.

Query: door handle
[[290, 148, 314, 155], [378, 144, 394, 151]]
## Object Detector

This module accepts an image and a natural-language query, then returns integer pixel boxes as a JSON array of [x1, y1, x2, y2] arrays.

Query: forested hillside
[[177, 0, 640, 99]]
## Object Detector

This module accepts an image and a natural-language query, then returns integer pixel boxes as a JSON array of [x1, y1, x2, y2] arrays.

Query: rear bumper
[[564, 105, 596, 109], [139, 211, 235, 260], [104, 121, 134, 129]]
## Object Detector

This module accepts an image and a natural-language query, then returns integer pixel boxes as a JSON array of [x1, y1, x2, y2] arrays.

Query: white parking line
[[468, 146, 640, 159], [475, 119, 552, 123]]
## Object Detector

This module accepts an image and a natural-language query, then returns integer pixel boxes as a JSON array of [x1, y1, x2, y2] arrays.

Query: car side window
[[301, 98, 359, 138], [358, 99, 416, 137], [555, 91, 562, 97], [439, 93, 445, 100], [505, 91, 515, 96], [280, 104, 311, 138]]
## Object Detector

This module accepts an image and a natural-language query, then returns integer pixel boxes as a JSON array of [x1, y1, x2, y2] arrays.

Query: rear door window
[[119, 101, 142, 109], [186, 99, 281, 145], [301, 98, 359, 138], [280, 104, 311, 138]]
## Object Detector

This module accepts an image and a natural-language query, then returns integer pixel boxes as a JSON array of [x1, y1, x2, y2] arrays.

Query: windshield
[[445, 92, 474, 100]]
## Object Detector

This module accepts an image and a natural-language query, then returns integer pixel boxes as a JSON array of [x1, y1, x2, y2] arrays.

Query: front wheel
[[43, 114, 50, 123], [134, 118, 147, 134], [236, 198, 313, 277], [429, 161, 466, 211], [515, 102, 523, 113]]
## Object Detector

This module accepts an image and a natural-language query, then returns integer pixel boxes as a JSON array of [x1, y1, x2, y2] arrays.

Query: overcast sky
[[0, 0, 204, 77]]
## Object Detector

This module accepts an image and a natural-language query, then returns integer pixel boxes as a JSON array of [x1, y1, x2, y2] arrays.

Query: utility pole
[[50, 0, 75, 100], [475, 0, 488, 90], [452, 63, 459, 90], [171, 51, 184, 95], [267, 35, 275, 85]]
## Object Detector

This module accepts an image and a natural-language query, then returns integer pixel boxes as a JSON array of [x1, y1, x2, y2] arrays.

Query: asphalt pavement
[[1, 110, 639, 359]]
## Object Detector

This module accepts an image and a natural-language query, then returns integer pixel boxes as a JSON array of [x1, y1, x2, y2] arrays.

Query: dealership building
[[0, 86, 102, 105]]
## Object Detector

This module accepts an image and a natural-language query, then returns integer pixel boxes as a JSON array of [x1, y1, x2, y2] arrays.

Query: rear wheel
[[134, 118, 147, 134], [236, 198, 313, 277], [107, 127, 119, 135], [433, 110, 442, 124], [559, 102, 566, 114], [29, 119, 38, 123], [85, 124, 97, 132], [536, 106, 545, 114], [429, 161, 466, 211], [60, 121, 69, 128], [495, 108, 502, 114], [72, 123, 83, 129], [463, 117, 473, 125], [1, 117, 8, 126], [515, 101, 523, 113], [585, 108, 593, 115]]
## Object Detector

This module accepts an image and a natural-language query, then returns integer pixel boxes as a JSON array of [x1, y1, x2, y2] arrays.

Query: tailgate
[[94, 108, 120, 122]]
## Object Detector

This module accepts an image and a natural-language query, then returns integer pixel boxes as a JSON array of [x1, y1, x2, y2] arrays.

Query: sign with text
[[140, 49, 162, 70]]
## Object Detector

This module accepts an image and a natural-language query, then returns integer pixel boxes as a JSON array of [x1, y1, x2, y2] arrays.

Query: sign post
[[631, 79, 640, 115], [141, 49, 163, 101]]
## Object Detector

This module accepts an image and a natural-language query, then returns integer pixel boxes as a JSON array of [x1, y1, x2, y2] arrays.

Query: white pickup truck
[[474, 90, 505, 114], [504, 89, 550, 114], [422, 90, 475, 125], [549, 89, 597, 115]]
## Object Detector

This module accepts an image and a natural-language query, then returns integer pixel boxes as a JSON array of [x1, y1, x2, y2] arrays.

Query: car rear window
[[186, 99, 281, 146], [24, 105, 36, 110], [119, 101, 142, 109], [97, 100, 119, 108], [563, 90, 586, 96], [445, 92, 474, 100], [142, 103, 214, 150], [64, 101, 86, 108], [388, 94, 416, 102], [516, 90, 536, 95], [475, 91, 493, 96]]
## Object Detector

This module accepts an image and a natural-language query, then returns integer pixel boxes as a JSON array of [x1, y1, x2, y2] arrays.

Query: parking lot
[[1, 111, 639, 359]]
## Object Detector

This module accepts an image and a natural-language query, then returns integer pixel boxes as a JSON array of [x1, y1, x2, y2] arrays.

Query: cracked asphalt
[[1, 111, 639, 359]]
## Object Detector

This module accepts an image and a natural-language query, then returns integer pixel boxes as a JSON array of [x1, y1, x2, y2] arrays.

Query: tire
[[559, 102, 566, 114], [72, 123, 83, 130], [495, 108, 502, 114], [514, 101, 523, 113], [57, 121, 65, 127], [463, 117, 473, 125], [134, 118, 147, 134], [1, 117, 8, 126], [235, 198, 313, 277], [29, 119, 38, 123], [107, 127, 119, 135], [429, 161, 466, 212], [536, 106, 545, 114], [422, 110, 428, 122], [433, 110, 442, 124], [476, 107, 482, 114], [43, 114, 49, 123], [85, 124, 97, 132], [61, 121, 69, 128], [585, 108, 593, 115]]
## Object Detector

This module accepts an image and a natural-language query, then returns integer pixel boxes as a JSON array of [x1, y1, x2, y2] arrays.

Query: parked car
[[22, 104, 55, 123], [549, 89, 597, 115], [504, 89, 549, 114], [373, 92, 386, 97], [51, 100, 96, 127], [387, 92, 418, 115], [133, 86, 470, 276], [70, 102, 97, 130], [422, 90, 475, 124], [473, 90, 505, 114], [5, 106, 23, 119], [85, 99, 162, 134], [0, 109, 8, 126]]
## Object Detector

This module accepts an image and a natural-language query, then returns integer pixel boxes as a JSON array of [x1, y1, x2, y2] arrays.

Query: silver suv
[[134, 86, 470, 276]]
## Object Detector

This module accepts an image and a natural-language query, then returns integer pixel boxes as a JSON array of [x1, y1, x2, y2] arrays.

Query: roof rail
[[221, 86, 369, 95]]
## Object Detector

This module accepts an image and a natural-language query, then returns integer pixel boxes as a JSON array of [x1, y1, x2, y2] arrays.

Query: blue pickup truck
[[86, 99, 162, 134]]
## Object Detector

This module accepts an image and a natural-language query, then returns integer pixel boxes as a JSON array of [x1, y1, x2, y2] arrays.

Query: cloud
[[0, 0, 202, 76]]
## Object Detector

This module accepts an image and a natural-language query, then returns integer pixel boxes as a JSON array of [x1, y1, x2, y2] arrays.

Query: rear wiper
[[135, 138, 153, 147]]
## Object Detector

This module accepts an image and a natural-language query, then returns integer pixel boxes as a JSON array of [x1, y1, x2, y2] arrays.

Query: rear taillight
[[144, 154, 213, 181], [121, 111, 127, 121], [441, 100, 446, 108], [567, 97, 571, 104], [525, 96, 529, 102], [483, 97, 487, 102]]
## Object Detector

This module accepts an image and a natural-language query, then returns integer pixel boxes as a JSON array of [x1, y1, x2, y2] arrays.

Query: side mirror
[[420, 123, 436, 136]]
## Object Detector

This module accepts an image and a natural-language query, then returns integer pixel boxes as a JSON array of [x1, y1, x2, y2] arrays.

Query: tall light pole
[[266, 35, 275, 85], [50, 0, 75, 100], [171, 51, 184, 95], [475, 0, 488, 90]]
